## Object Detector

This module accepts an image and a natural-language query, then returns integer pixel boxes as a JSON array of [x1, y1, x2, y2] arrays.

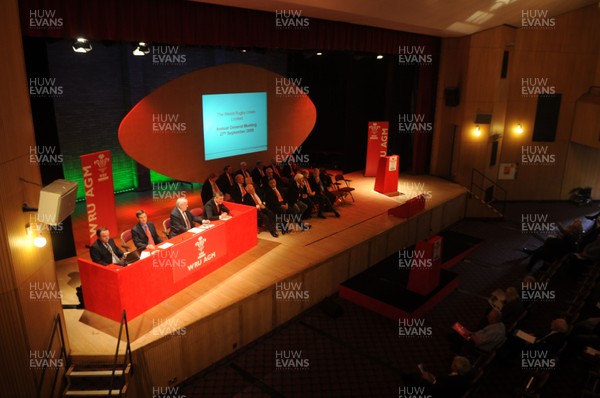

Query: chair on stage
[[190, 207, 203, 218], [120, 228, 132, 250], [162, 218, 171, 239], [333, 174, 355, 203]]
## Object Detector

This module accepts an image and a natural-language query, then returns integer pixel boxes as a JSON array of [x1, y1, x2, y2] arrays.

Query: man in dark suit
[[236, 161, 252, 184], [242, 183, 279, 237], [267, 158, 288, 186], [90, 227, 126, 266], [169, 198, 202, 238], [263, 167, 284, 190], [131, 210, 162, 251], [420, 356, 471, 398], [306, 168, 339, 218], [251, 160, 267, 190], [287, 173, 312, 220], [230, 174, 246, 204], [201, 172, 220, 205], [202, 192, 230, 221], [216, 165, 235, 200], [532, 318, 569, 355]]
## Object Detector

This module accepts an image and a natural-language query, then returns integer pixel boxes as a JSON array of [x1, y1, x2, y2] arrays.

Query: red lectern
[[407, 236, 443, 296], [374, 155, 399, 196]]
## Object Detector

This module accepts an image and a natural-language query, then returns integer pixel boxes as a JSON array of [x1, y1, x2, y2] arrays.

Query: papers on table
[[188, 227, 202, 234], [220, 215, 232, 220], [158, 242, 174, 249], [140, 251, 151, 260]]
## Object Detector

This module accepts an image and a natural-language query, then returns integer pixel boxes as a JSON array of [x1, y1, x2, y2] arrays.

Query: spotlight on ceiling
[[133, 42, 150, 56], [316, 52, 323, 56], [72, 38, 92, 53], [376, 55, 384, 59]]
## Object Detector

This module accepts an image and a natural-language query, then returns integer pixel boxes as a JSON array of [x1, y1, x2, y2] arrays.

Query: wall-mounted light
[[26, 222, 47, 248], [316, 52, 323, 56], [376, 55, 384, 59], [133, 42, 149, 56], [72, 38, 92, 53], [515, 123, 524, 135], [474, 125, 481, 136]]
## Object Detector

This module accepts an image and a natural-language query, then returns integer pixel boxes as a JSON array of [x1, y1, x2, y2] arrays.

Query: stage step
[[465, 193, 504, 219], [63, 363, 130, 397]]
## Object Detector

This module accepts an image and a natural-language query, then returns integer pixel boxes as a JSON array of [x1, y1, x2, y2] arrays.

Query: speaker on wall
[[37, 179, 78, 225], [444, 87, 460, 107]]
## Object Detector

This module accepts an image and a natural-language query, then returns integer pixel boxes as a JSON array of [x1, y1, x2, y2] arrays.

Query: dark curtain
[[21, 0, 439, 54]]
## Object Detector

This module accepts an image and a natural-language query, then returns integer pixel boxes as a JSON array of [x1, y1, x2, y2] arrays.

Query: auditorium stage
[[56, 172, 468, 393]]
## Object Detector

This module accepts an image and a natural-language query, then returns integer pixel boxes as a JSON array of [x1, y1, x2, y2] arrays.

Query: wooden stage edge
[[58, 173, 468, 393]]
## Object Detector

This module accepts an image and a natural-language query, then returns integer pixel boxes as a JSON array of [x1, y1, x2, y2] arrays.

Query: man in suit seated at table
[[202, 191, 230, 221], [169, 197, 202, 238], [131, 210, 162, 251], [243, 182, 279, 237], [90, 227, 126, 266]]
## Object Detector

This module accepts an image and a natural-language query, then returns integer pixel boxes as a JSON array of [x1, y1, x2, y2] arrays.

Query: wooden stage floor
[[56, 172, 467, 360]]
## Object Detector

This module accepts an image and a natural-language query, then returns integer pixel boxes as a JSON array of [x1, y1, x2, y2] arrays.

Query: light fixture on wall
[[474, 125, 481, 136], [26, 222, 47, 248], [133, 42, 150, 56], [72, 38, 92, 53], [515, 123, 524, 135], [376, 55, 384, 59]]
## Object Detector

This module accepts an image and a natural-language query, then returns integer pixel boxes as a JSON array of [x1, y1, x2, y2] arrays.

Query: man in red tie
[[132, 210, 163, 251], [230, 174, 247, 204]]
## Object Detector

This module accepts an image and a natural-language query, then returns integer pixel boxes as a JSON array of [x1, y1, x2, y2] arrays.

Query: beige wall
[[432, 5, 600, 200], [0, 0, 68, 396]]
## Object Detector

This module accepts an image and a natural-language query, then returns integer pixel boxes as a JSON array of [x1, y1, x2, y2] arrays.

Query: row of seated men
[[201, 160, 342, 236], [89, 162, 343, 265]]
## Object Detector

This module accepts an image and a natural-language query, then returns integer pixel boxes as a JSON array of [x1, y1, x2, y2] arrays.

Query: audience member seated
[[301, 169, 328, 219], [523, 220, 583, 273], [201, 172, 220, 205], [216, 164, 235, 201], [517, 319, 569, 356], [419, 356, 472, 398], [230, 174, 247, 204], [571, 317, 600, 350], [282, 158, 300, 180], [308, 168, 340, 217], [251, 160, 267, 190], [236, 161, 252, 184], [202, 191, 230, 221], [90, 227, 125, 266], [169, 198, 202, 238], [263, 167, 285, 191], [452, 310, 506, 353], [287, 173, 312, 220], [501, 287, 526, 327], [264, 178, 309, 233], [131, 209, 162, 251], [242, 183, 279, 237]]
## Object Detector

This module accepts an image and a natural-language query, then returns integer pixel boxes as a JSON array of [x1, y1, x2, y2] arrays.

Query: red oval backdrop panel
[[118, 63, 316, 182]]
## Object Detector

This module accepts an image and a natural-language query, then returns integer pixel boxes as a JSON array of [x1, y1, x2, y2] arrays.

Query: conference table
[[78, 202, 257, 322]]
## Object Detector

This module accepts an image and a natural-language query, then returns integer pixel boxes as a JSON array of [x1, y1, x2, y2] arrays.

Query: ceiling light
[[72, 38, 92, 53], [133, 42, 149, 56]]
